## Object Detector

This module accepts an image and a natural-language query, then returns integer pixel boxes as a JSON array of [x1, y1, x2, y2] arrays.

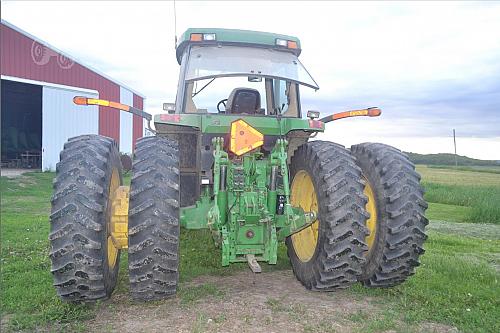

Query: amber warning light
[[230, 120, 264, 156]]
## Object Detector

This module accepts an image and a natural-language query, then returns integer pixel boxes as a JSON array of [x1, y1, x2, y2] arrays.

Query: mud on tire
[[286, 141, 369, 290], [49, 135, 122, 302], [351, 143, 428, 287], [128, 136, 180, 301]]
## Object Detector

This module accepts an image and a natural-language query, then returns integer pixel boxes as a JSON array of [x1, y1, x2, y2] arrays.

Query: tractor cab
[[170, 28, 319, 117]]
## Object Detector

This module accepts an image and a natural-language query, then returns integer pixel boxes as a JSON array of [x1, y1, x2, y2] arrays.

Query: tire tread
[[128, 136, 180, 301], [351, 142, 428, 287], [50, 134, 122, 302], [287, 141, 369, 290]]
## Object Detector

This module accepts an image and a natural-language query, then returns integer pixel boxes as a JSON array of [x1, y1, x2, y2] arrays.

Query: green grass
[[428, 165, 500, 174], [2, 168, 500, 332], [428, 220, 500, 241], [416, 165, 500, 224], [0, 173, 95, 331], [416, 165, 500, 186], [423, 183, 500, 224], [426, 202, 470, 223], [349, 229, 500, 333]]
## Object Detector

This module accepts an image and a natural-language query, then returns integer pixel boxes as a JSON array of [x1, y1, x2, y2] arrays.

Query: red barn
[[1, 19, 146, 170]]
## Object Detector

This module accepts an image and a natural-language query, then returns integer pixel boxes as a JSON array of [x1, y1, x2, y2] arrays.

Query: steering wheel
[[217, 99, 228, 113]]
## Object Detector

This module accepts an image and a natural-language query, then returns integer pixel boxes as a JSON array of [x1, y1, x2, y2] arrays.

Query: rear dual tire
[[351, 143, 428, 287], [286, 141, 428, 290], [128, 136, 181, 301], [286, 141, 369, 290], [50, 134, 181, 302], [49, 135, 122, 302]]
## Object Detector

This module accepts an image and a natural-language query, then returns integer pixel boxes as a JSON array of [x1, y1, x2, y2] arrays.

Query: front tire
[[351, 143, 428, 287], [286, 141, 369, 290], [49, 135, 122, 302], [128, 136, 180, 301]]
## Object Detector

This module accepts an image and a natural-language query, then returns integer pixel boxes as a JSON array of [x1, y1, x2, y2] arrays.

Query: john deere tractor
[[49, 28, 428, 302]]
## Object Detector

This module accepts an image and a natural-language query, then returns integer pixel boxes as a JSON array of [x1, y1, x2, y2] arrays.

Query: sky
[[2, 1, 500, 159]]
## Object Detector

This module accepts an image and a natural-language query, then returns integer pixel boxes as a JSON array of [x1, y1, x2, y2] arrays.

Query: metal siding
[[42, 86, 98, 171], [1, 22, 123, 145], [98, 83, 120, 142], [132, 94, 144, 148], [119, 87, 133, 154]]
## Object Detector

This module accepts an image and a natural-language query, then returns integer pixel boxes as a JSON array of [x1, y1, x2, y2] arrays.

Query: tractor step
[[246, 254, 262, 273]]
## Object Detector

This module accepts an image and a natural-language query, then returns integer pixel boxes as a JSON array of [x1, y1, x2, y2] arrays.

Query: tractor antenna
[[173, 0, 178, 49]]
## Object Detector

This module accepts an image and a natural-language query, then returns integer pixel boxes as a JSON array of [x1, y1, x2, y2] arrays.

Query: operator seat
[[226, 88, 261, 115]]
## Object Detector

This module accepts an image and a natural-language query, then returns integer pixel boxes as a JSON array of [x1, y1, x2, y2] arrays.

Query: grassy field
[[418, 165, 500, 224], [427, 165, 500, 175], [1, 166, 500, 332]]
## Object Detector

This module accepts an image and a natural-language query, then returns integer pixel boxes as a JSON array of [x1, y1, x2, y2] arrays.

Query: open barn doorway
[[1, 79, 42, 170]]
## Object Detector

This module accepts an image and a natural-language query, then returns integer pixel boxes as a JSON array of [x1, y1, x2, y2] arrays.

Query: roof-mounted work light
[[276, 38, 298, 49]]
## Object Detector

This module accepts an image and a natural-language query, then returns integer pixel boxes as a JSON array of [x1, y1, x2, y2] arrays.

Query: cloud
[[2, 1, 500, 158]]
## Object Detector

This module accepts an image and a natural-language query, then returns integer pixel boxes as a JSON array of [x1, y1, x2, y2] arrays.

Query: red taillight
[[159, 114, 181, 122], [309, 120, 323, 129]]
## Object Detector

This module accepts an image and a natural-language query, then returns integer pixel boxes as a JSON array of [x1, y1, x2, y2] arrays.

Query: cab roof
[[176, 28, 302, 64]]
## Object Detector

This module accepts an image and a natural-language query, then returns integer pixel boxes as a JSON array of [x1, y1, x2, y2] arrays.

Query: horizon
[[405, 151, 500, 163]]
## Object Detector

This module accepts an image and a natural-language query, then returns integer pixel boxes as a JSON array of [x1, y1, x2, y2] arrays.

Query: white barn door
[[42, 86, 98, 171]]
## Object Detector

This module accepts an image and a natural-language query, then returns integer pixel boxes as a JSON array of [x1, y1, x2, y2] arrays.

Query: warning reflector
[[230, 119, 264, 156]]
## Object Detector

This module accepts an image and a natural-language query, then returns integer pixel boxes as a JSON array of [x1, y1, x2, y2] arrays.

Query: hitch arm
[[276, 208, 317, 241], [320, 107, 381, 123]]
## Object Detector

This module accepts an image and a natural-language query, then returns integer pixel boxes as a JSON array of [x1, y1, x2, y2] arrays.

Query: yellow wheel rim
[[290, 170, 319, 262], [107, 235, 119, 269], [364, 177, 378, 252], [107, 168, 120, 269]]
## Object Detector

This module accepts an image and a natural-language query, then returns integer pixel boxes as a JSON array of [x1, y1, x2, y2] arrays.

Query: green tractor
[[49, 28, 428, 302]]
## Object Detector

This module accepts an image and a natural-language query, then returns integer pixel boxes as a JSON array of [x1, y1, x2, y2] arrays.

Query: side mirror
[[307, 110, 320, 120], [163, 103, 176, 114]]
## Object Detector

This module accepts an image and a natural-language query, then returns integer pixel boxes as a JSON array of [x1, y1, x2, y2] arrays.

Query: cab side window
[[271, 79, 299, 117], [273, 79, 289, 114]]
